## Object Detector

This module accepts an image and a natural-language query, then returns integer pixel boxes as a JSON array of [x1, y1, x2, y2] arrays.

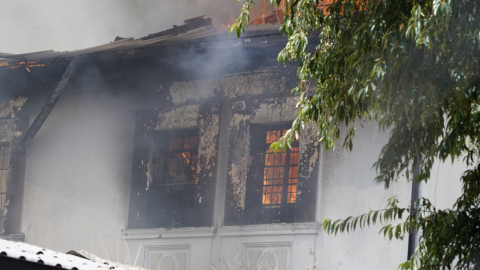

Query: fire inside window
[[245, 124, 299, 224], [162, 134, 198, 185], [263, 130, 298, 206], [0, 146, 8, 232], [147, 130, 198, 228]]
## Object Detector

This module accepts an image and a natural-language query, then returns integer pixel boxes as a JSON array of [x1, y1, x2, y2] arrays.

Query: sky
[[0, 0, 247, 54]]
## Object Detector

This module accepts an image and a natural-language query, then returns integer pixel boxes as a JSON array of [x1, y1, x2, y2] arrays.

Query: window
[[128, 105, 220, 229], [146, 130, 199, 228], [245, 124, 299, 224]]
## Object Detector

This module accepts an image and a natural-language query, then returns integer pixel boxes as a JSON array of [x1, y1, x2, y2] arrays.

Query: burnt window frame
[[146, 129, 200, 228], [128, 105, 220, 230], [245, 123, 299, 224]]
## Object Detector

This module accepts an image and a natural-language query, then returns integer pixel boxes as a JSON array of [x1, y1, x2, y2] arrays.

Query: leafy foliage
[[231, 0, 480, 269]]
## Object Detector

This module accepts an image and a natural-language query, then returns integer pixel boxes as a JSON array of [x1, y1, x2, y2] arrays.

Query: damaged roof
[[0, 16, 283, 65]]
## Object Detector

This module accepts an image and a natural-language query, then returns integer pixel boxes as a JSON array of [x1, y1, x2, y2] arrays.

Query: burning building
[[0, 15, 463, 270]]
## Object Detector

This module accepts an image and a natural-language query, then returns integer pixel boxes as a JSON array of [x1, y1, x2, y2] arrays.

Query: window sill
[[217, 222, 320, 237], [122, 227, 216, 240], [122, 223, 320, 240]]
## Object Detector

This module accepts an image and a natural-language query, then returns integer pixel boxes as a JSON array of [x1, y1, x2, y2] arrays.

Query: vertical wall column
[[212, 97, 231, 227], [209, 97, 232, 268]]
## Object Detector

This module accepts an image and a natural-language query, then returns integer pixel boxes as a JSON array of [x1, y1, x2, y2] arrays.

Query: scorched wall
[[0, 45, 464, 270]]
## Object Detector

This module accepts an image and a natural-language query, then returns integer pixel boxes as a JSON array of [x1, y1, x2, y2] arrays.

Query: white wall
[[421, 158, 465, 211], [18, 79, 466, 269], [21, 86, 140, 259], [314, 123, 411, 269], [312, 122, 466, 270]]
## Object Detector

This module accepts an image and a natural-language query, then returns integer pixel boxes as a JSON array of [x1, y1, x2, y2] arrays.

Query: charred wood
[[140, 16, 213, 41], [17, 57, 78, 154]]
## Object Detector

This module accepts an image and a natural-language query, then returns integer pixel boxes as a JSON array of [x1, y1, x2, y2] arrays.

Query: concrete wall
[[315, 123, 411, 269], [21, 86, 139, 259], [421, 159, 465, 211], [12, 68, 466, 270], [19, 70, 297, 258]]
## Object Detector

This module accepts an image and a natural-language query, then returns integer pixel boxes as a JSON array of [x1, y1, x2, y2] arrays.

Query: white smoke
[[0, 0, 248, 54]]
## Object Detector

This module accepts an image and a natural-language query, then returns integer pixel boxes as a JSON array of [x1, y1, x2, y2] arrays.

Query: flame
[[26, 68, 30, 72], [263, 193, 271, 204]]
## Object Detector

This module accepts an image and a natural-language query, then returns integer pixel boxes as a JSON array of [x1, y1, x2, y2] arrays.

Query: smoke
[[0, 0, 254, 54], [162, 40, 252, 78], [0, 0, 292, 260]]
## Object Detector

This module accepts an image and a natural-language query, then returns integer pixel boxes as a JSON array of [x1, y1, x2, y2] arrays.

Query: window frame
[[146, 129, 200, 228], [152, 129, 199, 186], [128, 105, 221, 229], [245, 123, 299, 224]]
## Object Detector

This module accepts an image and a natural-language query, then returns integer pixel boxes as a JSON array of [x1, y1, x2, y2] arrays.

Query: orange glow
[[220, 0, 287, 30], [247, 0, 357, 25], [319, 0, 336, 15], [319, 0, 365, 15], [287, 184, 296, 203], [222, 0, 355, 28], [262, 130, 298, 205], [251, 1, 286, 26], [25, 64, 45, 67], [167, 136, 198, 183], [251, 1, 267, 25], [266, 129, 295, 144], [0, 60, 45, 69]]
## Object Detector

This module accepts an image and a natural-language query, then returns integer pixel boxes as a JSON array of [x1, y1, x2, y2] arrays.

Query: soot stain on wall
[[0, 98, 27, 120], [296, 123, 320, 222], [167, 72, 289, 105], [225, 97, 319, 225], [128, 103, 220, 228]]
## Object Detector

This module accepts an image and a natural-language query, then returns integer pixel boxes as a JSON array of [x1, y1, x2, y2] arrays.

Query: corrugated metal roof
[[0, 238, 145, 270], [1, 23, 282, 63]]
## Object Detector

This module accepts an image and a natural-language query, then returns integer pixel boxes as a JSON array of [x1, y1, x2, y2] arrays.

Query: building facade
[[0, 19, 464, 270]]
